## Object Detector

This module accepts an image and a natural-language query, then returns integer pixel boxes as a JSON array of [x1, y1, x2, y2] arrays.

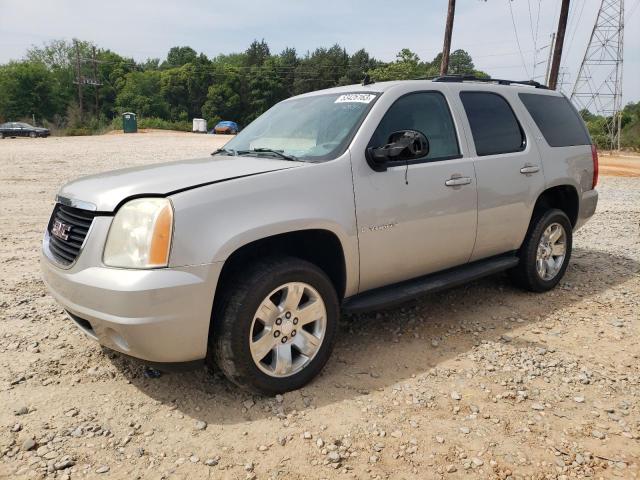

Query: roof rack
[[432, 74, 548, 89]]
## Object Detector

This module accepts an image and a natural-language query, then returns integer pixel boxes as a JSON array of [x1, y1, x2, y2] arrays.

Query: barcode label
[[335, 94, 376, 104]]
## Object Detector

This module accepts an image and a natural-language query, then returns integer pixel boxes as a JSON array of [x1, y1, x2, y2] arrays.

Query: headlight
[[103, 198, 173, 268]]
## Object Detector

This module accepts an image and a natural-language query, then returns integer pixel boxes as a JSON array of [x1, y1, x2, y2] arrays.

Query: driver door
[[351, 90, 478, 292]]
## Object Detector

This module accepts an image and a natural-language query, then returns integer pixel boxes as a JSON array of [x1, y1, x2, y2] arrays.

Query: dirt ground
[[598, 152, 640, 178], [1, 132, 638, 480]]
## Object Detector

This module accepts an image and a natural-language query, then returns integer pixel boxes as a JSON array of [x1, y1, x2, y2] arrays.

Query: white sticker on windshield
[[335, 93, 376, 104]]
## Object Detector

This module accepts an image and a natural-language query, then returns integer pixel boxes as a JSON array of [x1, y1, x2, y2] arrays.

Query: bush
[[139, 117, 191, 131], [110, 116, 191, 132], [65, 127, 93, 136]]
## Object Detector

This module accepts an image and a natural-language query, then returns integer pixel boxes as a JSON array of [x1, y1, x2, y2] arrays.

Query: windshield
[[222, 92, 378, 162]]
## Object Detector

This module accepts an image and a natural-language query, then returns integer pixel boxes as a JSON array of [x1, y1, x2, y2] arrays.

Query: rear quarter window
[[518, 93, 591, 147]]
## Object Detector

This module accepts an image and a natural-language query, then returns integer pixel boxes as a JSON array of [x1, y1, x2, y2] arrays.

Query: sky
[[0, 0, 638, 104]]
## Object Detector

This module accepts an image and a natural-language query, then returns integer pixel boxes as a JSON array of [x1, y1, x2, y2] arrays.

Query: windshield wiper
[[236, 148, 299, 162], [211, 147, 236, 156]]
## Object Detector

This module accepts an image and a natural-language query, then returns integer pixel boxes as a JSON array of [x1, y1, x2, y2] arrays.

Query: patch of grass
[[110, 116, 192, 132]]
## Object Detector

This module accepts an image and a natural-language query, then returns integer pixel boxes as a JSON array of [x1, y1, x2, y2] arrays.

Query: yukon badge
[[51, 220, 72, 241], [362, 222, 397, 233]]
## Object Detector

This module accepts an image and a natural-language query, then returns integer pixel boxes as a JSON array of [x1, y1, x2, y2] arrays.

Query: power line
[[508, 0, 530, 78], [531, 0, 542, 78], [565, 0, 587, 61], [527, 0, 536, 47]]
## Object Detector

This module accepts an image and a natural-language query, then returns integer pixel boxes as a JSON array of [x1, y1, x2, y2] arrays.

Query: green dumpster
[[122, 112, 137, 133]]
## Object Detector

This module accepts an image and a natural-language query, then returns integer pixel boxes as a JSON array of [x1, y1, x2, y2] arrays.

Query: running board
[[342, 254, 519, 314]]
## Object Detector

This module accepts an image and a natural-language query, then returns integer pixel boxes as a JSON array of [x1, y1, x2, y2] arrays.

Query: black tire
[[509, 208, 572, 292], [211, 256, 339, 395], [0, 132, 4, 139], [29, 131, 36, 138]]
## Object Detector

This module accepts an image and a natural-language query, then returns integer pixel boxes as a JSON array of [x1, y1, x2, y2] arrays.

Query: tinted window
[[369, 92, 460, 161], [519, 93, 591, 147], [460, 92, 525, 156]]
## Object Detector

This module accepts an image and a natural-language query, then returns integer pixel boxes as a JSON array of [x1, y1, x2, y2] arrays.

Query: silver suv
[[41, 77, 599, 394]]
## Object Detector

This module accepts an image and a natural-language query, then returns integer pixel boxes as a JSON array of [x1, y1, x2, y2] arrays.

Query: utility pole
[[548, 0, 570, 90], [544, 33, 556, 85], [92, 46, 99, 115], [440, 0, 456, 76], [74, 40, 83, 119]]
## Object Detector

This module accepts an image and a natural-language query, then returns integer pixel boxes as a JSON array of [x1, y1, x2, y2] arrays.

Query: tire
[[0, 132, 3, 139], [29, 131, 36, 138], [509, 208, 572, 292], [212, 256, 339, 395]]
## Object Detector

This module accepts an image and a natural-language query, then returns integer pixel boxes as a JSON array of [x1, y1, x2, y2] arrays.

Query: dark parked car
[[0, 122, 50, 139]]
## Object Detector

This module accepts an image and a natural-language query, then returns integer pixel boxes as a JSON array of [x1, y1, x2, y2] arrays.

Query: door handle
[[520, 164, 540, 174], [445, 176, 472, 187]]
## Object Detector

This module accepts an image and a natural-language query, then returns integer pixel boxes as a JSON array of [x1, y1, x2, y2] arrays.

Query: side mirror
[[366, 130, 430, 172]]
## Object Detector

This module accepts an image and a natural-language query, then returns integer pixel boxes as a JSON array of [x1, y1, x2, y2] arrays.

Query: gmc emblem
[[51, 220, 71, 241]]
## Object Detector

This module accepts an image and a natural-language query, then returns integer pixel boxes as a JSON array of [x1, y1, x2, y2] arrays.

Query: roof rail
[[432, 74, 548, 89]]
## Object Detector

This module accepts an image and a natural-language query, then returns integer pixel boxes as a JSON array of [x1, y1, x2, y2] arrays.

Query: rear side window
[[460, 92, 525, 156], [519, 93, 591, 147]]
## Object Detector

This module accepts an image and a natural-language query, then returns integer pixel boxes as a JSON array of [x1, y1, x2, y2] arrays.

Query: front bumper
[[41, 222, 222, 363]]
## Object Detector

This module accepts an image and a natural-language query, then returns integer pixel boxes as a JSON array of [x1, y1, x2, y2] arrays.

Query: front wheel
[[212, 257, 339, 395], [509, 209, 572, 292], [29, 131, 36, 138]]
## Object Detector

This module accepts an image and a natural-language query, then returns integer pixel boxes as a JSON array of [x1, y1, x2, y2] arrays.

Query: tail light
[[591, 144, 599, 189]]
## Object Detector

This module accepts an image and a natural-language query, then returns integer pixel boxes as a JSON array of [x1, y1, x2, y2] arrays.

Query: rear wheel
[[509, 209, 572, 292], [212, 256, 339, 395], [29, 131, 36, 138], [0, 132, 4, 139]]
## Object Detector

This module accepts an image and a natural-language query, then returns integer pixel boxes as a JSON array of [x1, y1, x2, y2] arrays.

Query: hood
[[58, 155, 301, 212]]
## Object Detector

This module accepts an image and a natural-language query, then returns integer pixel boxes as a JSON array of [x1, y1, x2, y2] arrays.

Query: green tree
[[293, 45, 349, 94], [115, 70, 168, 118], [369, 49, 425, 81], [0, 61, 62, 121], [164, 46, 197, 67], [201, 68, 244, 125], [246, 39, 271, 67], [278, 47, 299, 97]]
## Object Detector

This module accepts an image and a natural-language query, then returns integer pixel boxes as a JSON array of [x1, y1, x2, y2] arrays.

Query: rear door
[[351, 88, 478, 292], [455, 89, 546, 261]]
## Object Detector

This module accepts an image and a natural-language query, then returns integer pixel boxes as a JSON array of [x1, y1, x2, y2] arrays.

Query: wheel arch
[[531, 184, 579, 228], [213, 228, 349, 308]]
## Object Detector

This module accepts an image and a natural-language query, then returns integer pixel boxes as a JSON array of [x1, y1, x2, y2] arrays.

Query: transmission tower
[[570, 0, 624, 150]]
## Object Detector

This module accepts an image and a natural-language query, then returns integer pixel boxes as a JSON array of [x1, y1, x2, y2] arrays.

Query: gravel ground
[[1, 132, 639, 480]]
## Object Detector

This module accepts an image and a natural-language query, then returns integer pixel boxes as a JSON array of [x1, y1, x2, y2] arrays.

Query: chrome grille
[[47, 204, 96, 266]]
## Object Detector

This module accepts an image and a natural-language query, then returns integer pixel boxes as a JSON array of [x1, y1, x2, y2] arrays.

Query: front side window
[[222, 92, 378, 162], [369, 92, 460, 161], [460, 91, 525, 156]]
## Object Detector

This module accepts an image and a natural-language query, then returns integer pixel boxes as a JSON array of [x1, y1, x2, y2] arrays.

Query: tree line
[[580, 104, 640, 150], [0, 38, 637, 149], [0, 39, 484, 133]]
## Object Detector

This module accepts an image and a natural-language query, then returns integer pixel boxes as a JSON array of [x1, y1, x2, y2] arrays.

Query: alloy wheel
[[249, 282, 327, 378], [535, 222, 567, 281]]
